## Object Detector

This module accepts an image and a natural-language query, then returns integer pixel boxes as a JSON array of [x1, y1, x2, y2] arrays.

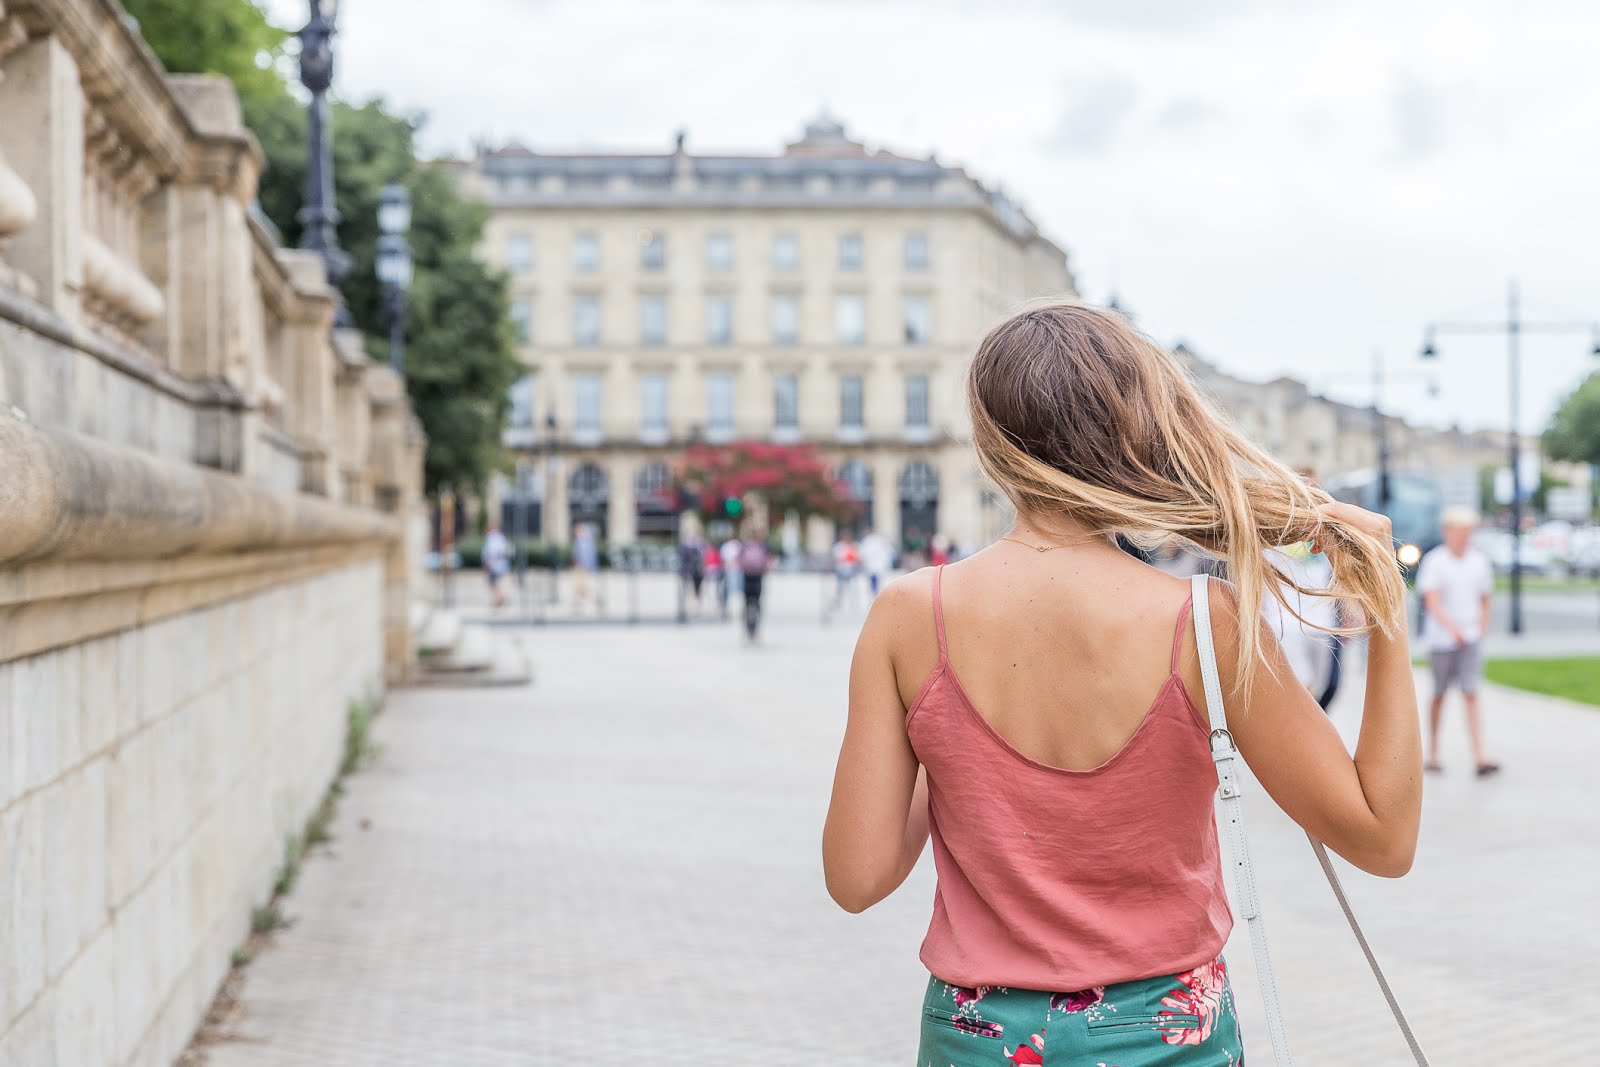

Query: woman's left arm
[[822, 585, 929, 913]]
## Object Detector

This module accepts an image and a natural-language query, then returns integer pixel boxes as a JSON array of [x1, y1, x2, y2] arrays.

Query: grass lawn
[[1484, 656, 1600, 707], [1491, 575, 1600, 594]]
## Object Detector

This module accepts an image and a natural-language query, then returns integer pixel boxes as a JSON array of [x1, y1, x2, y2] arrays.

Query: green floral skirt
[[918, 956, 1244, 1066]]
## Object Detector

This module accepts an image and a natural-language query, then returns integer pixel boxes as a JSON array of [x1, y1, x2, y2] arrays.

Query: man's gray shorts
[[1430, 642, 1483, 694]]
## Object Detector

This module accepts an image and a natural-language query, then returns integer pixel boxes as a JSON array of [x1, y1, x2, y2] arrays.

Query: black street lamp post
[[1421, 280, 1600, 635], [544, 409, 560, 603], [513, 459, 535, 620], [1314, 353, 1437, 515], [296, 0, 350, 312], [375, 183, 412, 373]]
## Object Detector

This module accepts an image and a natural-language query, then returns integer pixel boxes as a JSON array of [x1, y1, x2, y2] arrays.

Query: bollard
[[628, 548, 640, 625]]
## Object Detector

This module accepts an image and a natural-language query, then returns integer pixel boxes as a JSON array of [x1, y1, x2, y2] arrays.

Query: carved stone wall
[[0, 2, 427, 1062]]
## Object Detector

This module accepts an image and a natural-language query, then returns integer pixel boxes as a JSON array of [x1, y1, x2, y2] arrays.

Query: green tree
[[1477, 463, 1500, 518], [126, 1, 521, 496], [122, 0, 289, 111], [1545, 371, 1600, 467]]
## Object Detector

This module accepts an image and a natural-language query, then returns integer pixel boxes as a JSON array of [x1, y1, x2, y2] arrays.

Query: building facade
[[455, 116, 1075, 552], [1175, 342, 1570, 509]]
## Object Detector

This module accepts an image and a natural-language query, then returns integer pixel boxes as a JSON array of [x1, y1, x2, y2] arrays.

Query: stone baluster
[[333, 328, 372, 505], [78, 107, 164, 340], [0, 31, 85, 322], [366, 364, 408, 512], [0, 5, 38, 296], [276, 249, 338, 496]]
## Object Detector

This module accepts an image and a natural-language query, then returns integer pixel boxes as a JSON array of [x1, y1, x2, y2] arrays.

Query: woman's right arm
[[1201, 503, 1423, 877]]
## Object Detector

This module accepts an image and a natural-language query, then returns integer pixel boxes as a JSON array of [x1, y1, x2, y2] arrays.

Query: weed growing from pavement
[[181, 693, 383, 1063]]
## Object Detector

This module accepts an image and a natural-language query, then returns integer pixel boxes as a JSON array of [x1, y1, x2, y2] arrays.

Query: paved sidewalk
[[203, 577, 1598, 1065]]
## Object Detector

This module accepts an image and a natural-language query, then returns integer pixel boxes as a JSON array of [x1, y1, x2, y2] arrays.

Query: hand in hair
[[1310, 501, 1391, 556], [1189, 570, 1422, 878]]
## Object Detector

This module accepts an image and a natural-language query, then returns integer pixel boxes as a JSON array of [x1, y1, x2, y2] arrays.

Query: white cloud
[[262, 0, 1600, 438]]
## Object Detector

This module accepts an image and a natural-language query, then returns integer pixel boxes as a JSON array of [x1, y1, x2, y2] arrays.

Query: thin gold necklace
[[1000, 531, 1104, 553]]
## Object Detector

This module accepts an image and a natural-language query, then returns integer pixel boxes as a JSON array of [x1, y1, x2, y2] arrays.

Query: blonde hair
[[968, 300, 1405, 697], [1440, 506, 1480, 530]]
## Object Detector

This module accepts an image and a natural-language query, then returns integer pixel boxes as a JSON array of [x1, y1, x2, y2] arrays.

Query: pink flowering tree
[[675, 441, 859, 529]]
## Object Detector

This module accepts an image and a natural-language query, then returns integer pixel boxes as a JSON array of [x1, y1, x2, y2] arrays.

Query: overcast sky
[[265, 0, 1600, 438]]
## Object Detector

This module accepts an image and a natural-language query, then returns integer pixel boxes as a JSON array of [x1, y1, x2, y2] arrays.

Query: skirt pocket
[[921, 1007, 1005, 1040]]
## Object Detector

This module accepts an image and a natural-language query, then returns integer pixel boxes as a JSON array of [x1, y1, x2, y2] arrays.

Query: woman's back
[[893, 548, 1231, 991], [895, 545, 1194, 770]]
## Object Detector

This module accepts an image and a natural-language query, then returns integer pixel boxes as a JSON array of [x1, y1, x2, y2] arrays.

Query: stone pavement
[[201, 576, 1598, 1066]]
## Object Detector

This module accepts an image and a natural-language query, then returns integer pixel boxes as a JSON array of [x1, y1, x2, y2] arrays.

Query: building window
[[835, 294, 866, 345], [840, 374, 864, 430], [640, 229, 666, 271], [640, 295, 667, 346], [838, 233, 863, 270], [641, 372, 668, 437], [508, 373, 536, 430], [574, 373, 602, 435], [706, 294, 733, 345], [774, 373, 799, 431], [906, 373, 930, 429], [773, 233, 799, 272], [707, 371, 735, 437], [573, 232, 599, 272], [902, 296, 931, 345], [904, 232, 928, 271], [574, 295, 601, 346], [510, 298, 532, 343], [771, 294, 799, 345], [707, 233, 733, 272], [506, 233, 533, 274]]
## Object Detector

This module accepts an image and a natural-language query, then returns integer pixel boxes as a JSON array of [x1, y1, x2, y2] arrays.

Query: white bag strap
[[1190, 574, 1295, 1065], [1189, 574, 1430, 1067]]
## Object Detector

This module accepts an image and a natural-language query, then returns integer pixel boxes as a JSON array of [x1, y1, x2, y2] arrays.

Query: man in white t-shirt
[[1415, 507, 1498, 777], [858, 530, 894, 596]]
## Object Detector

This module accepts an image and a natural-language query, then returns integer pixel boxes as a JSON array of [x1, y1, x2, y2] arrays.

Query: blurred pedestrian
[[482, 523, 511, 609], [572, 523, 601, 615], [679, 532, 707, 613], [859, 528, 893, 596], [1417, 507, 1498, 776], [704, 538, 723, 610], [739, 526, 771, 642], [930, 533, 951, 567], [1262, 543, 1340, 710], [833, 532, 861, 611], [719, 534, 743, 619]]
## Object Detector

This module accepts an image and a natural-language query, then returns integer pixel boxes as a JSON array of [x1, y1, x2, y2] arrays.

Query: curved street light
[[297, 0, 350, 316], [375, 183, 412, 373]]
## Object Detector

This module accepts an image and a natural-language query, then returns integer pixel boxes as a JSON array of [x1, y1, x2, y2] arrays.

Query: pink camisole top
[[905, 566, 1233, 992]]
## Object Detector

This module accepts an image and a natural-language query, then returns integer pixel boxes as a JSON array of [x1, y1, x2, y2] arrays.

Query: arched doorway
[[836, 459, 874, 538], [499, 460, 543, 543], [898, 459, 939, 553], [569, 462, 610, 542], [634, 461, 679, 541]]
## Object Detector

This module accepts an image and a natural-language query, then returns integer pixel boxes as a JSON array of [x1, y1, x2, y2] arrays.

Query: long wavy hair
[[968, 299, 1404, 697]]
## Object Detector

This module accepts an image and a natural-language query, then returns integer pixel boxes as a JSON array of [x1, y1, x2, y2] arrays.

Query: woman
[[822, 302, 1421, 1065]]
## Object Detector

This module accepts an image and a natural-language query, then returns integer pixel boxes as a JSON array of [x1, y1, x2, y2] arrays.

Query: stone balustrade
[[0, 2, 428, 1063]]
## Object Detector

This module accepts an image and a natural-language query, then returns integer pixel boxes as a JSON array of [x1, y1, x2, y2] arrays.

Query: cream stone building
[[1175, 342, 1569, 510], [455, 116, 1076, 552]]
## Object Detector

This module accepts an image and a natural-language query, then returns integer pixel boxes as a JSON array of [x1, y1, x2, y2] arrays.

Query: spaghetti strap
[[932, 564, 949, 662], [1170, 592, 1195, 674]]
